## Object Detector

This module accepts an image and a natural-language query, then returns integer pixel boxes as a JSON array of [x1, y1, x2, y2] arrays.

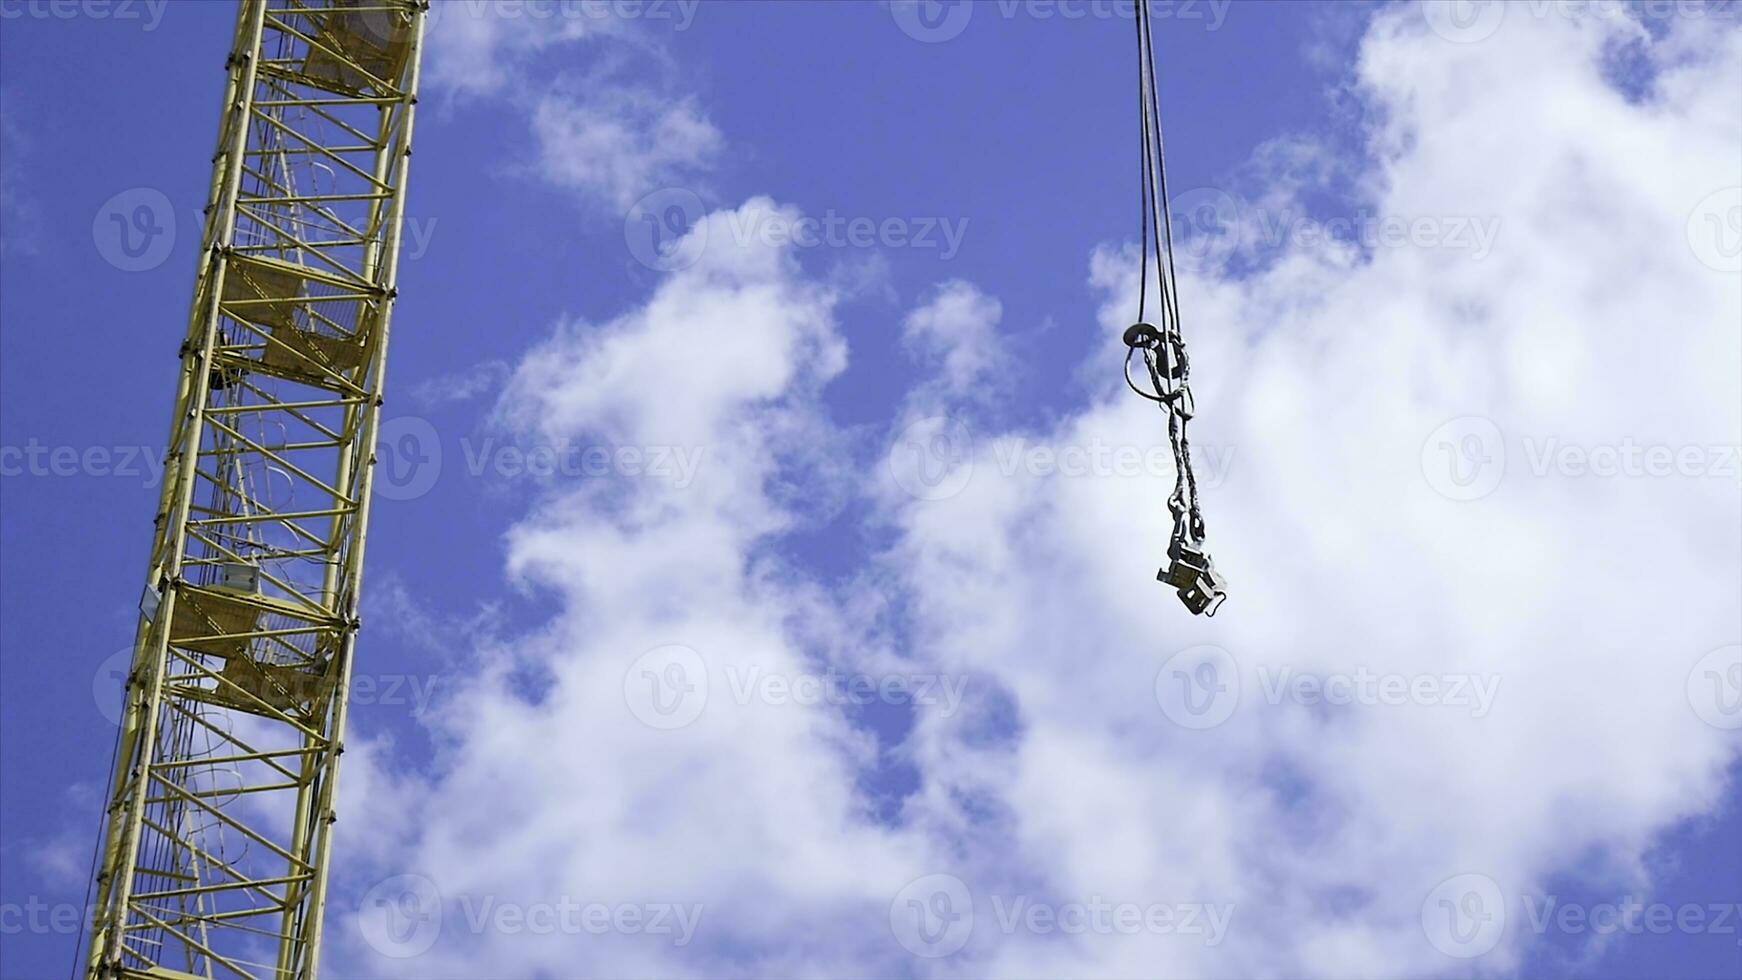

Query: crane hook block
[[1160, 536, 1228, 617]]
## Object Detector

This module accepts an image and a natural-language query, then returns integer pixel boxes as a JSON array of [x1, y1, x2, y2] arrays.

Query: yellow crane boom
[[84, 2, 425, 976]]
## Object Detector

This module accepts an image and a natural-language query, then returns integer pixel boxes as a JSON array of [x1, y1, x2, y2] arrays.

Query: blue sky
[[2, 1, 1740, 978]]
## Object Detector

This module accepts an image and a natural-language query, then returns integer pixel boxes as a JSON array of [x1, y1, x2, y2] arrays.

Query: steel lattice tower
[[84, 2, 424, 976]]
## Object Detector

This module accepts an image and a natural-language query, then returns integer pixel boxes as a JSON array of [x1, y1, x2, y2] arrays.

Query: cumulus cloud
[[531, 88, 722, 210], [883, 4, 1741, 977], [422, 2, 615, 101], [334, 199, 935, 977], [901, 280, 1009, 404], [407, 358, 512, 409], [422, 2, 721, 209], [335, 4, 1740, 978]]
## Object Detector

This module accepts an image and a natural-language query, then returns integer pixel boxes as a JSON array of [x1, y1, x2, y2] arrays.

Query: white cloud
[[882, 4, 1742, 977], [335, 199, 934, 977], [407, 358, 512, 409], [421, 2, 721, 210], [902, 280, 1009, 403], [335, 4, 1741, 978], [422, 3, 612, 101], [531, 87, 722, 210]]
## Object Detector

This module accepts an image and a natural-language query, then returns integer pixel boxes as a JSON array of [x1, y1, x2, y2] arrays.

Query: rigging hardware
[[1124, 0, 1228, 616]]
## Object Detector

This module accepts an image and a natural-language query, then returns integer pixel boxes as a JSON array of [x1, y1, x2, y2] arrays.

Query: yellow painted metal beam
[[84, 3, 425, 977]]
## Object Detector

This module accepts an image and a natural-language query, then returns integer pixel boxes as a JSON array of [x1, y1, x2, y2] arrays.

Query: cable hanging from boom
[[1123, 0, 1228, 616]]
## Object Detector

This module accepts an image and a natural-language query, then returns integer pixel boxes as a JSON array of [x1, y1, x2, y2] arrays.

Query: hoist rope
[[1124, 0, 1226, 614], [1132, 0, 1201, 538]]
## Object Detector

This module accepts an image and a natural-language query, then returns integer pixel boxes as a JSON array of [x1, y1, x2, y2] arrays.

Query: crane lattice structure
[[84, 2, 425, 976]]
